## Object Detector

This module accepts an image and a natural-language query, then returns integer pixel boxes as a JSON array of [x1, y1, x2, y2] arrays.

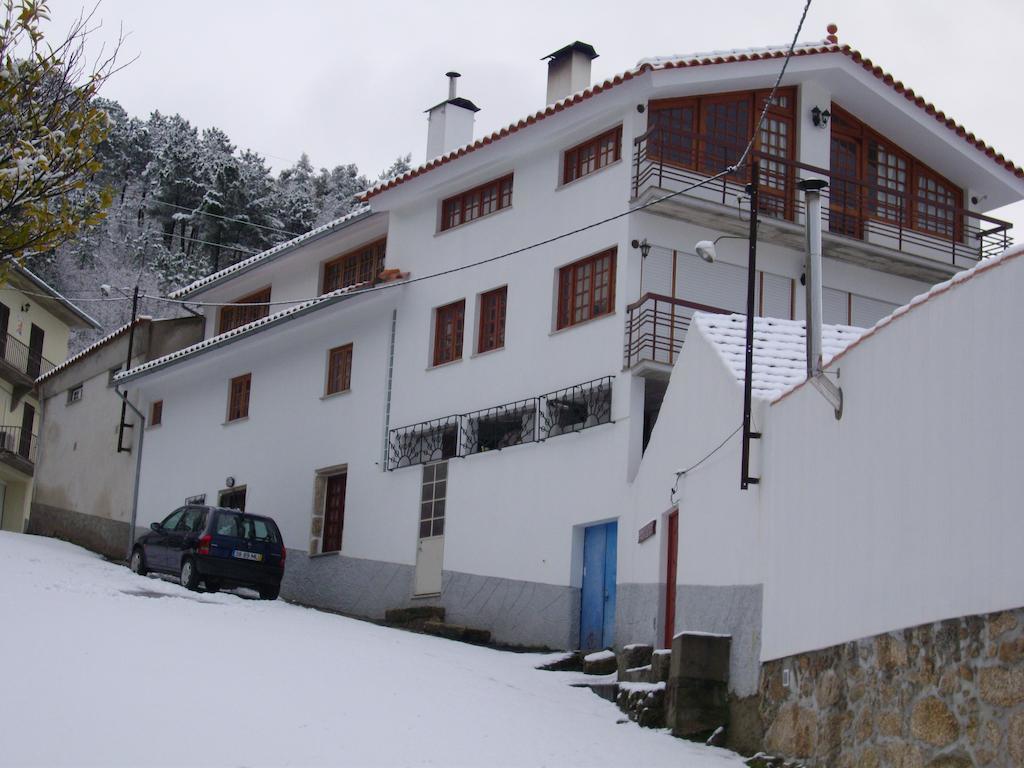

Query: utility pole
[[740, 162, 760, 490], [117, 285, 140, 453]]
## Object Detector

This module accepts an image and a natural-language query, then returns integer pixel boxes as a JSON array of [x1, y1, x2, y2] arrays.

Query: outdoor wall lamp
[[631, 238, 652, 259], [694, 234, 748, 263], [811, 106, 831, 128], [20, 303, 30, 312]]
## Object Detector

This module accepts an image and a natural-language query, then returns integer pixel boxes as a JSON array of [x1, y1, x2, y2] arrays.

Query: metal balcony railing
[[387, 377, 614, 470], [632, 126, 1013, 264], [624, 294, 731, 369], [0, 426, 37, 466], [0, 333, 54, 381]]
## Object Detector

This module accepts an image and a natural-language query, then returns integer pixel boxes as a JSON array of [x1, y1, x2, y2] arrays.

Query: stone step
[[384, 605, 445, 625], [582, 649, 618, 676], [421, 620, 492, 645], [616, 681, 667, 729]]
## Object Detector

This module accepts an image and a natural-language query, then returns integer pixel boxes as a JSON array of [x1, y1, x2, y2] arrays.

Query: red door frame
[[664, 508, 679, 648]]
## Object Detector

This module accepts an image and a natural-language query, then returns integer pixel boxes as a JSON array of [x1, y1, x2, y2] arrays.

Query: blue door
[[580, 521, 618, 650]]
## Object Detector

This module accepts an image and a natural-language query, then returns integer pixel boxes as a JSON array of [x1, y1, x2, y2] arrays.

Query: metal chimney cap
[[542, 41, 599, 62], [798, 178, 829, 192], [445, 71, 461, 79]]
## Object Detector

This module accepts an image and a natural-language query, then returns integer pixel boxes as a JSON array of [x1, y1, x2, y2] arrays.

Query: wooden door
[[0, 302, 9, 360], [27, 324, 44, 378], [322, 474, 346, 553], [829, 134, 863, 238], [664, 509, 679, 648], [18, 403, 34, 459], [579, 521, 618, 650]]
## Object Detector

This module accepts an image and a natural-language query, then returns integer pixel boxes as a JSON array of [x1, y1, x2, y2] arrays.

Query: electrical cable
[[669, 424, 742, 504], [150, 200, 302, 238]]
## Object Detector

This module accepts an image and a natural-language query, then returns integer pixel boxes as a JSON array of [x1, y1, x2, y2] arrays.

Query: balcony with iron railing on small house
[[631, 126, 1013, 283], [0, 332, 54, 389], [0, 426, 37, 476]]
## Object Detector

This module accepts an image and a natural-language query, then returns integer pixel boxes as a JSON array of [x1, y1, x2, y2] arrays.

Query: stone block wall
[[758, 607, 1024, 766]]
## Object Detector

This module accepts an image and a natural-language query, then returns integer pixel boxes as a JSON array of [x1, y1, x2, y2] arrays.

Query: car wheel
[[129, 548, 147, 577], [258, 584, 280, 601], [204, 580, 221, 594], [180, 558, 200, 591]]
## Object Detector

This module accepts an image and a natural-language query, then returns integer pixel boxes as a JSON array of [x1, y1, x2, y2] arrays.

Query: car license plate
[[232, 550, 262, 562]]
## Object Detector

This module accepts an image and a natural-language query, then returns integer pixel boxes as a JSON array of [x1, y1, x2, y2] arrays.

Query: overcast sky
[[49, 0, 1024, 225]]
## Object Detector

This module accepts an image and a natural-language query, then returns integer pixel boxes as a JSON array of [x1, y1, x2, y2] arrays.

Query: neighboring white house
[[115, 31, 1023, 656], [31, 315, 204, 557]]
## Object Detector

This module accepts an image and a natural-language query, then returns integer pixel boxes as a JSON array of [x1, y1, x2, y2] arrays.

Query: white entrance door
[[414, 461, 446, 596]]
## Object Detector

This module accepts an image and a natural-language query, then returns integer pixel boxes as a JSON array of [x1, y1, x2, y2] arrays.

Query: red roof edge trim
[[360, 42, 1023, 201]]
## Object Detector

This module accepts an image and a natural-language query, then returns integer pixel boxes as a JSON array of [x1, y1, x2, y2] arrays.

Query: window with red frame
[[563, 126, 622, 184], [440, 175, 513, 231], [433, 300, 465, 366], [477, 286, 507, 353], [556, 249, 616, 330], [322, 239, 386, 294], [227, 373, 251, 422], [325, 344, 353, 395], [218, 288, 271, 334]]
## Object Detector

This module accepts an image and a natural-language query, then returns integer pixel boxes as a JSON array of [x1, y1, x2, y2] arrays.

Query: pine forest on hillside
[[30, 98, 410, 351]]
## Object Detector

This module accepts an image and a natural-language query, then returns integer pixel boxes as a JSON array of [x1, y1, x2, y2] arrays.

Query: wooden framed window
[[477, 287, 507, 354], [563, 126, 622, 184], [647, 88, 796, 217], [321, 238, 386, 294], [227, 373, 251, 422], [440, 175, 513, 231], [325, 343, 353, 395], [829, 104, 964, 242], [322, 472, 346, 553], [433, 300, 465, 366], [150, 400, 163, 426], [556, 248, 617, 330], [218, 288, 271, 334]]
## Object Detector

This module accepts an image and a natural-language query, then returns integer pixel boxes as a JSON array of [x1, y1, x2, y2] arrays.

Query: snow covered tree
[[0, 1, 121, 272]]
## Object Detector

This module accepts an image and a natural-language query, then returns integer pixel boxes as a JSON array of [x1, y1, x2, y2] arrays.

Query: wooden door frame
[[664, 507, 679, 649]]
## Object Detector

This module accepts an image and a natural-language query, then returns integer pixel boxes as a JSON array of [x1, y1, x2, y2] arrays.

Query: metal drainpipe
[[799, 178, 843, 419], [115, 383, 146, 560]]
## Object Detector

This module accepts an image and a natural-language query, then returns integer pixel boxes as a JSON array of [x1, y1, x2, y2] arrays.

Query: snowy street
[[0, 533, 744, 768]]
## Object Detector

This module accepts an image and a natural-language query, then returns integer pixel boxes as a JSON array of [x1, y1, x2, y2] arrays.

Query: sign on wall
[[185, 494, 206, 505], [638, 519, 657, 544]]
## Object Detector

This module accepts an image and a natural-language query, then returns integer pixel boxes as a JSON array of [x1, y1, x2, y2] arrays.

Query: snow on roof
[[36, 316, 154, 384], [774, 243, 1024, 405], [115, 276, 402, 384], [694, 312, 864, 402], [362, 36, 1022, 201], [168, 206, 374, 300]]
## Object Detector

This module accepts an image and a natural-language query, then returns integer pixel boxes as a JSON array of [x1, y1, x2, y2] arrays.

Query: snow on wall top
[[773, 243, 1024, 405], [361, 37, 1023, 202], [36, 315, 153, 384], [168, 206, 373, 300], [693, 312, 864, 402]]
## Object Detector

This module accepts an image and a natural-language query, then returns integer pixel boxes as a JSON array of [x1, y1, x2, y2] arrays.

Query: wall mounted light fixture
[[811, 106, 831, 128], [631, 238, 652, 258], [20, 303, 30, 313]]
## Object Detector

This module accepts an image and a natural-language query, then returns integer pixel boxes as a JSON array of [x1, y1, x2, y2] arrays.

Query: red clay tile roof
[[360, 41, 1023, 201]]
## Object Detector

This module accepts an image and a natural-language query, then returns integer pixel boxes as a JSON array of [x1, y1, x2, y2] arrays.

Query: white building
[[116, 31, 1022, 657]]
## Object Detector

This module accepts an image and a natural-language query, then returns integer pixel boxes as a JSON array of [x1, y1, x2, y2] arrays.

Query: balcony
[[631, 127, 1013, 282], [0, 426, 36, 475], [624, 294, 730, 378], [0, 332, 54, 388], [387, 377, 614, 470]]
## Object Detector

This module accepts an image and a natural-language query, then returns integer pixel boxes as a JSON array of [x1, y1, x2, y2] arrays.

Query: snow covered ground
[[0, 533, 745, 767]]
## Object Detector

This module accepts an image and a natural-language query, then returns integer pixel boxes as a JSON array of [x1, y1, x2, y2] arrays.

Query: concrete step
[[421, 619, 492, 645]]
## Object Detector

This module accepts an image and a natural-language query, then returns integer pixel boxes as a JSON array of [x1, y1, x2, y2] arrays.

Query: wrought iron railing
[[0, 426, 37, 465], [632, 126, 1013, 264], [387, 377, 614, 470], [624, 294, 731, 369], [0, 333, 54, 381]]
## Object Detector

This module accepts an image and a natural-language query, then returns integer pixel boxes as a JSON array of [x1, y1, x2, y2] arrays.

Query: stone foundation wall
[[28, 502, 129, 560], [759, 607, 1024, 767]]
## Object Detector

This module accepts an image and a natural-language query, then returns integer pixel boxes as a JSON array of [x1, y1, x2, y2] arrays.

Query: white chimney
[[543, 42, 598, 104], [425, 72, 480, 161]]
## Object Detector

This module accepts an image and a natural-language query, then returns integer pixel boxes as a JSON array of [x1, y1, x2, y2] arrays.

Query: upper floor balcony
[[0, 426, 36, 476], [631, 126, 1013, 283], [0, 332, 54, 388], [624, 294, 730, 379]]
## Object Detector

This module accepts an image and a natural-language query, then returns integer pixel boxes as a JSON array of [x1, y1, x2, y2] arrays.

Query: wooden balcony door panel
[[18, 403, 33, 459], [27, 324, 44, 379], [322, 474, 346, 553], [829, 134, 864, 239]]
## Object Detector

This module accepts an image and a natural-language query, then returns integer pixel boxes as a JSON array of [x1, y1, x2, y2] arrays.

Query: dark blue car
[[129, 505, 285, 600]]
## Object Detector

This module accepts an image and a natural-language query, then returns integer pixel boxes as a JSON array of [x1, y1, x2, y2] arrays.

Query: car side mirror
[[150, 522, 163, 532]]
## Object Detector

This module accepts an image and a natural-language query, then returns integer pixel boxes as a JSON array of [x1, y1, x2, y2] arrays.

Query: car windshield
[[214, 511, 279, 543]]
